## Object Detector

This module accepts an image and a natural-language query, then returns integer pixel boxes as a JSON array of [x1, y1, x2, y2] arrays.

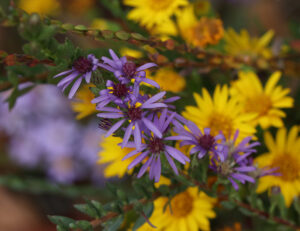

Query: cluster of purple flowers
[[54, 49, 264, 188], [0, 85, 104, 184]]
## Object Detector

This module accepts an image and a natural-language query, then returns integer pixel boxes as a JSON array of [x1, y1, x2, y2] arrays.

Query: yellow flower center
[[207, 112, 233, 138], [270, 154, 300, 181], [171, 191, 194, 217], [187, 23, 209, 47], [150, 0, 174, 11], [244, 94, 272, 116]]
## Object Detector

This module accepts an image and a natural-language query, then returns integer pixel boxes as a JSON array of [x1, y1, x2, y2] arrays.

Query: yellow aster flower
[[255, 126, 300, 207], [98, 136, 135, 178], [149, 68, 186, 93], [71, 84, 97, 120], [224, 28, 274, 59], [124, 0, 188, 29], [177, 6, 224, 47], [230, 71, 293, 129], [142, 187, 216, 231], [183, 85, 256, 140], [19, 0, 60, 15]]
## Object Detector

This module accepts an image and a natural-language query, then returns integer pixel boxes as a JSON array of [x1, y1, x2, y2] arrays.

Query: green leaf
[[69, 220, 93, 231], [74, 25, 88, 31], [74, 203, 99, 218], [132, 203, 154, 231], [115, 31, 130, 40], [105, 216, 123, 231], [131, 33, 146, 40], [101, 30, 114, 39], [48, 215, 75, 228], [221, 201, 236, 210]]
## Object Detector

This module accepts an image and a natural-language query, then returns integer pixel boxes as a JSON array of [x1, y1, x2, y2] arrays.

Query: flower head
[[123, 110, 190, 182], [92, 80, 134, 109], [124, 0, 188, 29], [211, 130, 260, 190], [255, 126, 300, 206], [99, 49, 159, 88], [230, 71, 293, 129], [224, 28, 274, 59], [175, 121, 224, 159], [183, 85, 256, 141], [97, 91, 168, 149], [54, 54, 99, 98], [145, 187, 216, 231]]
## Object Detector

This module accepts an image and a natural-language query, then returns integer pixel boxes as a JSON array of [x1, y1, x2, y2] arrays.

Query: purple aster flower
[[122, 110, 190, 182], [174, 121, 224, 159], [97, 91, 168, 149], [92, 80, 135, 109], [98, 49, 159, 88], [210, 130, 260, 190], [54, 54, 99, 98]]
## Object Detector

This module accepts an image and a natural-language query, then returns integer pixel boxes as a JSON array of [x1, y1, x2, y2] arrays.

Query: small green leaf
[[69, 220, 93, 231], [74, 25, 88, 31], [221, 201, 236, 210], [132, 203, 154, 231], [131, 33, 146, 40], [101, 30, 114, 39], [48, 215, 75, 228], [115, 31, 130, 40], [61, 23, 74, 31], [106, 216, 123, 231]]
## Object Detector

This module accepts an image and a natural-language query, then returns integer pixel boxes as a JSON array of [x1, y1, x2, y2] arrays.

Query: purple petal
[[134, 122, 142, 150], [105, 119, 125, 137], [234, 166, 256, 172], [141, 78, 160, 88], [109, 49, 120, 61], [128, 151, 149, 169], [123, 149, 142, 160], [204, 128, 211, 135], [98, 63, 115, 72], [154, 156, 161, 182], [164, 96, 180, 103], [142, 91, 166, 107], [164, 135, 191, 141], [54, 69, 73, 78], [97, 113, 123, 118], [136, 63, 157, 71], [57, 72, 78, 87], [164, 152, 178, 175], [68, 77, 82, 98], [142, 118, 162, 138], [85, 71, 92, 83], [141, 103, 167, 109], [137, 155, 154, 178], [231, 173, 255, 183], [165, 146, 186, 164], [229, 177, 239, 190], [121, 123, 134, 148]]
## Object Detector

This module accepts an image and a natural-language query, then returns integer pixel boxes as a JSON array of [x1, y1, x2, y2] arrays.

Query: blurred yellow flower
[[149, 68, 186, 93], [71, 84, 97, 120], [124, 0, 188, 29], [19, 0, 60, 15], [255, 126, 300, 207], [176, 6, 223, 47], [183, 85, 256, 140], [139, 187, 216, 231], [120, 48, 143, 59], [230, 71, 293, 129], [224, 29, 274, 59], [98, 136, 135, 178]]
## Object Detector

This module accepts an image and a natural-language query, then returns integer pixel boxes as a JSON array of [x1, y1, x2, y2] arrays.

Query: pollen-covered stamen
[[73, 57, 93, 74], [126, 107, 142, 121], [122, 62, 136, 79], [112, 83, 129, 98], [98, 118, 112, 130], [148, 137, 165, 154], [198, 134, 215, 151], [218, 161, 233, 176]]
